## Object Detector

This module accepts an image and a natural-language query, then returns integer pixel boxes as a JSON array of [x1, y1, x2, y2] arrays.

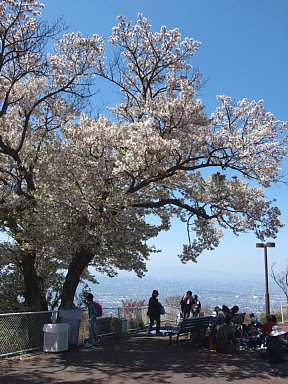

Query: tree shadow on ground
[[1, 334, 283, 384]]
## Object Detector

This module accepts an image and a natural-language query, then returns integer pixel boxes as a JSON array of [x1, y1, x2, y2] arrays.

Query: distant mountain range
[[137, 266, 263, 281]]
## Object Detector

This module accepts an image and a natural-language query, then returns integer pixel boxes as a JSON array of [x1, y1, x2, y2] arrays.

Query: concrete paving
[[1, 333, 287, 384]]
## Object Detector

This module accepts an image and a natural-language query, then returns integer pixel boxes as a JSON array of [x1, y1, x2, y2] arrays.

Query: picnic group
[[83, 289, 288, 376]]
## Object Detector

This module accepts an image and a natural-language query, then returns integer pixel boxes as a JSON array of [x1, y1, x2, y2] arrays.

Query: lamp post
[[256, 242, 275, 316]]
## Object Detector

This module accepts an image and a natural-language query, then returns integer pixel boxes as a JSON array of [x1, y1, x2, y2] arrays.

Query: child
[[246, 324, 263, 349]]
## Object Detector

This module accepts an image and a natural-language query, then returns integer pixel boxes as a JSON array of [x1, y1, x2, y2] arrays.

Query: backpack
[[93, 301, 103, 317]]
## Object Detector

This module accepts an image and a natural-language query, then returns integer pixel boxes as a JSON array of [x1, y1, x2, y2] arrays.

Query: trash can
[[113, 318, 128, 338], [43, 323, 69, 352], [58, 309, 83, 345]]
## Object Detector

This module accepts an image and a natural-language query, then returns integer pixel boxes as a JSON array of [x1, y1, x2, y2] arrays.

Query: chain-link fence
[[0, 311, 53, 357], [0, 305, 180, 357], [0, 307, 149, 356]]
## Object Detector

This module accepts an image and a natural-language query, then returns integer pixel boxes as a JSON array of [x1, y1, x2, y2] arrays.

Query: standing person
[[147, 290, 161, 335], [84, 293, 99, 348], [180, 291, 193, 319], [192, 294, 201, 317]]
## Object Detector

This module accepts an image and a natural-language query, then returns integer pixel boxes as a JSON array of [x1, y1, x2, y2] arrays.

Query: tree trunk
[[21, 251, 48, 311], [60, 249, 94, 309]]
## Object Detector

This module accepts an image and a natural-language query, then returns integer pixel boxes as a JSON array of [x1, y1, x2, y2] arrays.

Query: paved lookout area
[[1, 333, 287, 384]]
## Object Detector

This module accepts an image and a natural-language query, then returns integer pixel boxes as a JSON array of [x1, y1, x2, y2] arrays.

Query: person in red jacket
[[262, 314, 277, 336]]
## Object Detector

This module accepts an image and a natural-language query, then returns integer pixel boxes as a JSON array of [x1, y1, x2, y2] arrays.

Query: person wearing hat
[[267, 325, 288, 374], [147, 290, 161, 335]]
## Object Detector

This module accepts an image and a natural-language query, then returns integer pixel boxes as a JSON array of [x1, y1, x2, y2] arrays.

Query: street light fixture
[[256, 242, 275, 316]]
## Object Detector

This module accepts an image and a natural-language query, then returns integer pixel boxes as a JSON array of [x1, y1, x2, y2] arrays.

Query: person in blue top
[[84, 293, 99, 348]]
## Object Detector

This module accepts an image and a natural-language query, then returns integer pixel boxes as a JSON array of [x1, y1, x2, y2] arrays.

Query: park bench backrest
[[233, 312, 246, 325], [180, 316, 212, 333]]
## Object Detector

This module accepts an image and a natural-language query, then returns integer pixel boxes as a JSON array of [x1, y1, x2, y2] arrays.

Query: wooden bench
[[165, 316, 213, 347]]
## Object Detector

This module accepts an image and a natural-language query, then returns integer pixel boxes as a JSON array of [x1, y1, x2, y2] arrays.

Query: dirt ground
[[1, 333, 287, 384]]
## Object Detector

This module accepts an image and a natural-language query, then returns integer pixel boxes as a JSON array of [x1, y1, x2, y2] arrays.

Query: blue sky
[[41, 1, 288, 278]]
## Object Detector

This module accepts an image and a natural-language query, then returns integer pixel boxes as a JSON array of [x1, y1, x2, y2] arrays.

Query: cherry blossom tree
[[1, 6, 287, 310], [0, 0, 104, 309]]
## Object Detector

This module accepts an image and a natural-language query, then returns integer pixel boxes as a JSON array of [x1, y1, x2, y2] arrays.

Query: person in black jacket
[[147, 290, 161, 335], [180, 290, 193, 319]]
